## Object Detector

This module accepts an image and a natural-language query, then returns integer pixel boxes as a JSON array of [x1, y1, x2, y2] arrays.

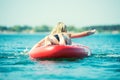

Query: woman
[[30, 22, 96, 51]]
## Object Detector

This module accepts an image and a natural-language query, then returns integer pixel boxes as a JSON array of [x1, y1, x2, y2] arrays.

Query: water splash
[[20, 47, 29, 55]]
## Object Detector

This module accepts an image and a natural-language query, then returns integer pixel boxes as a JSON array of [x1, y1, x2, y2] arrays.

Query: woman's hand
[[87, 29, 96, 35]]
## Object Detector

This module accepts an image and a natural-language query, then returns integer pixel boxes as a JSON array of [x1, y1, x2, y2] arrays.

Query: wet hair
[[50, 22, 67, 35]]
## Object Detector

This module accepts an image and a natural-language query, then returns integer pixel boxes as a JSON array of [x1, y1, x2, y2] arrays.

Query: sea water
[[0, 33, 120, 80]]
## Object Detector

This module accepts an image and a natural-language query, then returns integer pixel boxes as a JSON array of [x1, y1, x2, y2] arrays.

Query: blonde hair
[[50, 22, 67, 35]]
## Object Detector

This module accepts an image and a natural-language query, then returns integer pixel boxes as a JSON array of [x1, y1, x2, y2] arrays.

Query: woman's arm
[[29, 38, 45, 52], [70, 29, 96, 38]]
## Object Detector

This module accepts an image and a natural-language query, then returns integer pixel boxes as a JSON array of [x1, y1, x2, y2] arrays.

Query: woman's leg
[[44, 35, 59, 46], [48, 35, 59, 45], [44, 36, 52, 46]]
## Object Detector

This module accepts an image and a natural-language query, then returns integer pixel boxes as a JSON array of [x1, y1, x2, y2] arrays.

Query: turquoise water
[[0, 34, 120, 80]]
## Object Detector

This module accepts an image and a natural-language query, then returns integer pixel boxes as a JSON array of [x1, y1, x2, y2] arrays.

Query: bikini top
[[54, 34, 60, 41]]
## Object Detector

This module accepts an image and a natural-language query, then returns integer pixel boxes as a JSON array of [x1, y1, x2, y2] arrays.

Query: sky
[[0, 0, 120, 27]]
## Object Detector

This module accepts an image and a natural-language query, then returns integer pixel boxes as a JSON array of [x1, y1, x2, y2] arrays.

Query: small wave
[[7, 56, 20, 59], [94, 54, 120, 58], [106, 54, 120, 57]]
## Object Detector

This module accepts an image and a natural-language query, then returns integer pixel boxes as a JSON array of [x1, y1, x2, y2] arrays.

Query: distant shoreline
[[0, 24, 120, 34], [0, 31, 120, 35]]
